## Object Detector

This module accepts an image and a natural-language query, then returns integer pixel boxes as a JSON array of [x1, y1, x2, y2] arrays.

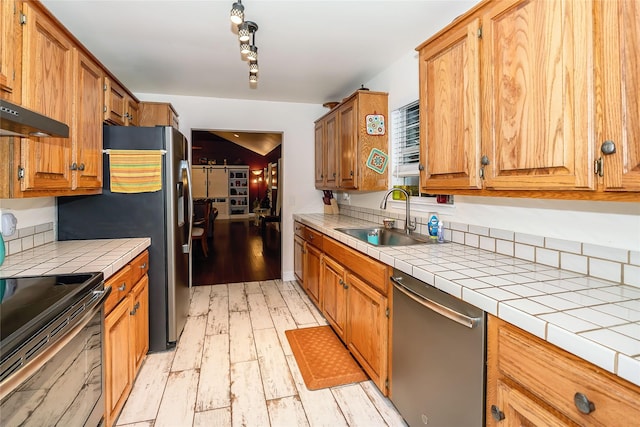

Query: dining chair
[[192, 200, 211, 257]]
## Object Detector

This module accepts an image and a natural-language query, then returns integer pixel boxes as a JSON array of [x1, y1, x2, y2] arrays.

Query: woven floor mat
[[285, 325, 368, 390]]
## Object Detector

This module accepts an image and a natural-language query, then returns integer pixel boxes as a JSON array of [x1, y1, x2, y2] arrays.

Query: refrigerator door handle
[[182, 159, 193, 254]]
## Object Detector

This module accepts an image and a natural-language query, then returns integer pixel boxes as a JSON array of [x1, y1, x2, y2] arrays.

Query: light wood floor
[[115, 280, 407, 427]]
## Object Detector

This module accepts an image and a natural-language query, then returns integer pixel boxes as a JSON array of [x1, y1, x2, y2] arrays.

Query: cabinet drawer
[[303, 227, 323, 251], [129, 250, 149, 285], [497, 321, 640, 426], [104, 265, 132, 314], [323, 237, 388, 295], [294, 222, 306, 239]]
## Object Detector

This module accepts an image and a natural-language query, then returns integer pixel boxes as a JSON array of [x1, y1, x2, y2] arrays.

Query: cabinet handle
[[70, 163, 78, 171], [140, 262, 147, 269], [349, 170, 353, 177], [78, 163, 85, 171], [130, 308, 137, 315], [333, 172, 336, 177], [490, 405, 505, 422], [134, 302, 140, 310], [601, 140, 616, 155], [118, 283, 126, 291], [574, 392, 595, 415]]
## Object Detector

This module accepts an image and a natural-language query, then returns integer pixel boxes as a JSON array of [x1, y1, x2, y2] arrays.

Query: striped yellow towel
[[108, 149, 163, 193]]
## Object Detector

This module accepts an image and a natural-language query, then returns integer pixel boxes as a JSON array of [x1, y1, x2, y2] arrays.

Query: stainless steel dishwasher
[[390, 270, 486, 427]]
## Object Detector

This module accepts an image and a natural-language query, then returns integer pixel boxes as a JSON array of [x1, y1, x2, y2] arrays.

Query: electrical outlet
[[342, 193, 350, 201]]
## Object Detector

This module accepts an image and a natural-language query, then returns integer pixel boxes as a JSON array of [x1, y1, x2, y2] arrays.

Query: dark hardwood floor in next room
[[192, 219, 281, 285]]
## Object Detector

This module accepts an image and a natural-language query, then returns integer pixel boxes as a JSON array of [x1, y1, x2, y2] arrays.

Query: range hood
[[0, 100, 69, 138]]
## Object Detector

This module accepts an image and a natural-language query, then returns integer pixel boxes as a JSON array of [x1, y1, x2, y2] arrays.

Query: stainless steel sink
[[335, 227, 440, 246]]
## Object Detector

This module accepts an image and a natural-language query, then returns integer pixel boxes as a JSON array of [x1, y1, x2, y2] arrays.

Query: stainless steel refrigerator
[[57, 125, 193, 352]]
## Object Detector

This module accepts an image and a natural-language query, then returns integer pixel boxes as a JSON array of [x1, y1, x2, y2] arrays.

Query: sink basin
[[335, 227, 439, 246]]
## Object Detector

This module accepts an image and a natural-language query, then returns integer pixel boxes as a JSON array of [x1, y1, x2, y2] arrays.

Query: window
[[391, 100, 420, 194]]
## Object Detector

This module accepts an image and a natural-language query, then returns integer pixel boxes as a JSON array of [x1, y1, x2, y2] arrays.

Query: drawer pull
[[574, 392, 595, 415], [490, 405, 505, 421], [139, 262, 147, 269], [118, 283, 126, 292]]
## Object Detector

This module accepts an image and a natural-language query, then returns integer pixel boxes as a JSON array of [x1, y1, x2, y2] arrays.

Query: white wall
[[135, 93, 326, 279], [346, 52, 640, 252]]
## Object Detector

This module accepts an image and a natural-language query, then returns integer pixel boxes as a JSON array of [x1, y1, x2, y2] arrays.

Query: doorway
[[190, 130, 282, 285]]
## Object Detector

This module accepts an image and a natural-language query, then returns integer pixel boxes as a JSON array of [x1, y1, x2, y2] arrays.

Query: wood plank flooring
[[192, 220, 281, 285], [116, 280, 407, 427]]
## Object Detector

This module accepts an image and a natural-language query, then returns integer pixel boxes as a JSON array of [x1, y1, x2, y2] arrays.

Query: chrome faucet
[[379, 188, 416, 234]]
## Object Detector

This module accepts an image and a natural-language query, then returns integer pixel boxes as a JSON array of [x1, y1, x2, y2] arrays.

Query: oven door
[[0, 295, 107, 427]]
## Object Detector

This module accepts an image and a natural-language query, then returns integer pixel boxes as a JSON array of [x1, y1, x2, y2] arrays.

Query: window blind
[[391, 100, 420, 178]]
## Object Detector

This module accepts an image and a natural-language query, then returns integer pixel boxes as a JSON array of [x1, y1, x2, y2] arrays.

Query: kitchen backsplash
[[338, 204, 640, 289], [2, 222, 55, 256]]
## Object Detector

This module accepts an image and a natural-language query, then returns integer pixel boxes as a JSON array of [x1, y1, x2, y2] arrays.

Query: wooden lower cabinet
[[104, 294, 133, 427], [321, 255, 348, 340], [303, 243, 322, 308], [487, 315, 640, 427], [345, 272, 388, 391], [104, 251, 149, 427]]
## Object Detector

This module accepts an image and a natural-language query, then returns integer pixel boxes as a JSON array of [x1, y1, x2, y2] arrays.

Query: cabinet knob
[[574, 392, 595, 415], [490, 405, 505, 421], [118, 283, 126, 292], [78, 163, 85, 171], [481, 155, 490, 166], [70, 163, 78, 171], [140, 262, 147, 269], [601, 140, 616, 155]]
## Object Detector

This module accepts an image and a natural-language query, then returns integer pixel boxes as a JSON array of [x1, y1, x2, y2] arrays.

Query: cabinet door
[[131, 275, 149, 374], [481, 0, 594, 191], [192, 166, 208, 199], [0, 0, 18, 100], [20, 2, 74, 191], [338, 99, 356, 189], [293, 235, 304, 284], [104, 77, 126, 125], [303, 243, 322, 308], [495, 380, 574, 426], [104, 296, 133, 427], [325, 111, 338, 188], [321, 256, 347, 340], [126, 97, 139, 126], [73, 49, 104, 190], [314, 120, 325, 187], [597, 0, 640, 191], [346, 272, 388, 392], [208, 167, 229, 198], [419, 17, 482, 190]]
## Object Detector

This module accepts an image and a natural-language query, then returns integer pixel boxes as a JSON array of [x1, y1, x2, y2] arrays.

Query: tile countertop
[[0, 238, 151, 281], [294, 213, 640, 388]]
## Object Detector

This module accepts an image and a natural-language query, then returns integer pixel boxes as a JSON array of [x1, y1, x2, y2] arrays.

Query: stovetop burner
[[0, 272, 104, 361]]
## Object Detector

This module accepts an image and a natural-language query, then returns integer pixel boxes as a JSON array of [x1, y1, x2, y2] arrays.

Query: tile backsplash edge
[[338, 204, 640, 288], [3, 222, 55, 257]]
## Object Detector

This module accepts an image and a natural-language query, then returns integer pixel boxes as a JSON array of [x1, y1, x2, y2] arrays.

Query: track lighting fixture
[[229, 1, 244, 25], [230, 2, 260, 84]]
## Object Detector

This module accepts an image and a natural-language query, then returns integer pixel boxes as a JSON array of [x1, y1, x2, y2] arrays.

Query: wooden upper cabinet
[[314, 120, 325, 187], [73, 49, 104, 190], [338, 99, 356, 189], [139, 102, 179, 128], [126, 97, 139, 126], [314, 90, 388, 191], [20, 1, 74, 192], [596, 0, 640, 191], [104, 76, 127, 125], [481, 0, 594, 191], [325, 111, 338, 188], [0, 0, 19, 101], [418, 17, 482, 191]]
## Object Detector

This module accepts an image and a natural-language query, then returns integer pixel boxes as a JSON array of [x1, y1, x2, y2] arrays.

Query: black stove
[[0, 272, 104, 371]]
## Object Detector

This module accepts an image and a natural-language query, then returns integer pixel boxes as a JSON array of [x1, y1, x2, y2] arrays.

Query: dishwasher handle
[[391, 276, 481, 329]]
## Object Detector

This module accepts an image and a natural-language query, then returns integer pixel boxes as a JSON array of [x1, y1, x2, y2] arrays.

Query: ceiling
[[41, 0, 479, 105], [201, 130, 282, 156]]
